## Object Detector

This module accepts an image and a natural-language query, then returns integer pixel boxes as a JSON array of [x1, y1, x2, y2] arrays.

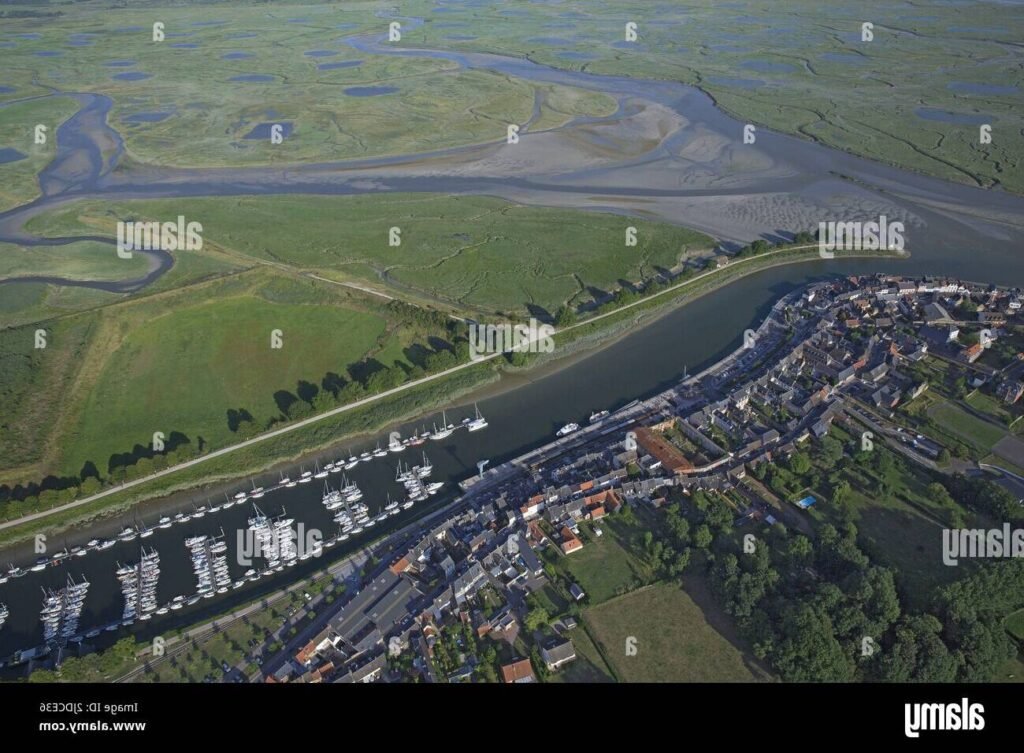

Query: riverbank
[[0, 244, 905, 550]]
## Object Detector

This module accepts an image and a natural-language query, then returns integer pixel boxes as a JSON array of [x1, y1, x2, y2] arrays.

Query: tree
[[788, 451, 812, 475], [831, 480, 851, 507], [524, 607, 549, 632], [693, 524, 713, 550], [554, 305, 576, 327]]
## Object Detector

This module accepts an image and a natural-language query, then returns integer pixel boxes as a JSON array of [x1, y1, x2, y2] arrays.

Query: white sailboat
[[466, 403, 488, 432], [431, 411, 455, 440]]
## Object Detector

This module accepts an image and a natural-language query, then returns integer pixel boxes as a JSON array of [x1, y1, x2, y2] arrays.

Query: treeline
[[733, 231, 816, 259], [553, 228, 818, 325]]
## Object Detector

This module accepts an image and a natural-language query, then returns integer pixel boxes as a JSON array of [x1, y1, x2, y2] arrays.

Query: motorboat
[[556, 422, 580, 437]]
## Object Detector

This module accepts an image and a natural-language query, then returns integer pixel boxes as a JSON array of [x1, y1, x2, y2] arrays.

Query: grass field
[[815, 487, 964, 606], [557, 516, 658, 604], [928, 400, 1007, 454], [63, 292, 390, 476], [0, 266, 447, 482], [1006, 609, 1024, 643], [966, 391, 1015, 427], [584, 581, 766, 682], [24, 193, 712, 317], [0, 240, 150, 282], [0, 95, 80, 212]]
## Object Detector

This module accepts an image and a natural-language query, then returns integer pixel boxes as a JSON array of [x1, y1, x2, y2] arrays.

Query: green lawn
[[928, 400, 1007, 453], [966, 391, 1014, 427], [1006, 609, 1024, 642], [63, 290, 389, 475], [557, 515, 659, 604], [584, 582, 766, 682]]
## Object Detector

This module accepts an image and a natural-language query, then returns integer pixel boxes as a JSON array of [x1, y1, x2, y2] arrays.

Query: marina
[[117, 548, 160, 621], [40, 576, 90, 645]]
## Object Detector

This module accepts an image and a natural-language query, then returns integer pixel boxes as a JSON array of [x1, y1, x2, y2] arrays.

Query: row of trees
[[0, 310, 468, 516]]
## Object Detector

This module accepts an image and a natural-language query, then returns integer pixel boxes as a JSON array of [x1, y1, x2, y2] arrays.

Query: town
[[262, 275, 1024, 684]]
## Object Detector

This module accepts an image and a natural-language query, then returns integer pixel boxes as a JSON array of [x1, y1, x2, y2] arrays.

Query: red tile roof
[[501, 658, 536, 683]]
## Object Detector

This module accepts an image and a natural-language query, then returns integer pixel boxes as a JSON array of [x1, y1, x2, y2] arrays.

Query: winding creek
[[1, 20, 1024, 660]]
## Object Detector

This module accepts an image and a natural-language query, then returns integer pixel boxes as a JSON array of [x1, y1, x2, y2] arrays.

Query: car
[[303, 592, 312, 601], [222, 661, 231, 673]]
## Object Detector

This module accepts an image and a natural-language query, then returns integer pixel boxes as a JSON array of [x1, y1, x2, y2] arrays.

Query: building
[[501, 658, 537, 684], [541, 639, 577, 671], [633, 426, 695, 474], [959, 343, 984, 364], [560, 526, 583, 555]]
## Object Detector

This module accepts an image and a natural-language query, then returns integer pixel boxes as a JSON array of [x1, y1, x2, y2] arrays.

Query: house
[[520, 494, 545, 520], [569, 583, 586, 601], [541, 638, 577, 671], [335, 654, 386, 684], [453, 562, 486, 605], [560, 526, 583, 554], [501, 658, 537, 684], [517, 543, 544, 577], [439, 555, 456, 581], [959, 343, 984, 364], [923, 302, 953, 324]]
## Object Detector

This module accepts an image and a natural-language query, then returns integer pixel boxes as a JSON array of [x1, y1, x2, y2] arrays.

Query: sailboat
[[466, 403, 488, 432], [416, 451, 433, 479], [431, 411, 455, 440]]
